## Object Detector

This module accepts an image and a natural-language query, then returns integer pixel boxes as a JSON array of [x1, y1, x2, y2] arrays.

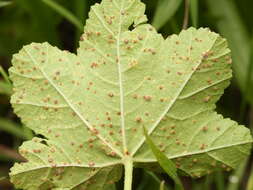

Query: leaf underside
[[9, 0, 252, 189]]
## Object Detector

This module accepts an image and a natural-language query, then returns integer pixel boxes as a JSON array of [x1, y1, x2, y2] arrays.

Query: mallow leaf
[[9, 0, 252, 189]]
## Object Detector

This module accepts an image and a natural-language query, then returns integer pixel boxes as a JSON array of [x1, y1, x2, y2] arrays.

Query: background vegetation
[[0, 0, 253, 189]]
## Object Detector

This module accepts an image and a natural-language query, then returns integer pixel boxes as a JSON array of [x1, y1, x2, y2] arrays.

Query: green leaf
[[143, 126, 184, 190], [9, 0, 252, 189], [152, 0, 183, 30]]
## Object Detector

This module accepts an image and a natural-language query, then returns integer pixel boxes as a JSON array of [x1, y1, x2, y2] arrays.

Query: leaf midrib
[[116, 1, 127, 155]]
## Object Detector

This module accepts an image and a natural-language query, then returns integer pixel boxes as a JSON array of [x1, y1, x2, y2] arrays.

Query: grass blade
[[41, 0, 83, 31], [160, 181, 165, 190], [0, 176, 7, 181], [214, 171, 225, 190], [152, 0, 183, 31], [0, 1, 12, 8], [0, 81, 12, 95], [0, 118, 32, 140], [247, 167, 253, 190], [190, 0, 198, 27], [207, 0, 252, 104], [0, 65, 11, 85], [74, 0, 88, 48], [143, 127, 184, 190], [227, 159, 248, 190], [0, 145, 26, 161], [137, 171, 170, 190], [239, 37, 253, 121], [182, 0, 190, 29]]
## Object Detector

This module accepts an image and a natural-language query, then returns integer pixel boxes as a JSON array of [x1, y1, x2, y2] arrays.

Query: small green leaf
[[143, 126, 184, 190]]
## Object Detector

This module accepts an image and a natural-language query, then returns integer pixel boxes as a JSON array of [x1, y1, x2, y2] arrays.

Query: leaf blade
[[8, 0, 253, 189]]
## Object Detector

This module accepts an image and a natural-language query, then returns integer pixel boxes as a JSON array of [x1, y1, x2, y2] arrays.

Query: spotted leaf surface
[[9, 0, 252, 189]]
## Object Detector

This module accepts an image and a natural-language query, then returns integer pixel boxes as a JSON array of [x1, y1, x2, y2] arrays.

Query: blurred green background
[[0, 0, 253, 189]]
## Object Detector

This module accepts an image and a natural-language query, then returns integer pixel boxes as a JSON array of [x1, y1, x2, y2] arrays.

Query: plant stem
[[124, 157, 133, 190], [183, 0, 190, 29]]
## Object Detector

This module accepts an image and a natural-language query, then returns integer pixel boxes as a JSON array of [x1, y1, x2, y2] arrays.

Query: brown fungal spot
[[109, 131, 114, 136], [158, 85, 164, 90], [160, 98, 165, 102], [108, 92, 114, 97], [202, 126, 208, 132], [202, 51, 210, 59], [124, 39, 129, 44], [200, 144, 206, 150], [135, 117, 142, 123], [138, 36, 143, 40], [203, 96, 211, 102], [143, 95, 152, 102], [109, 151, 116, 157], [88, 162, 95, 167], [91, 62, 98, 68], [44, 81, 49, 85], [48, 158, 54, 163]]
